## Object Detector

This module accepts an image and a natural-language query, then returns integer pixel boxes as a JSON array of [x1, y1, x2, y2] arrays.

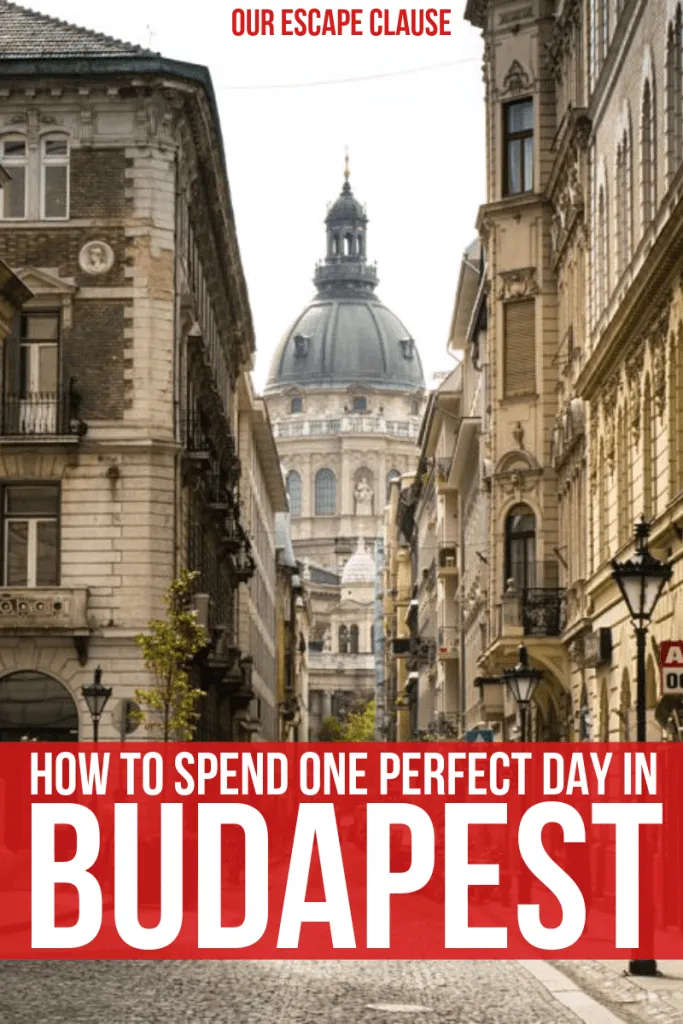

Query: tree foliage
[[319, 716, 343, 741], [134, 569, 209, 741], [342, 699, 376, 741]]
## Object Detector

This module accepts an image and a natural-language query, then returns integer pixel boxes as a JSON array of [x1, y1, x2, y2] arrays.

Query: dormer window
[[352, 396, 367, 412], [290, 396, 303, 414], [400, 338, 414, 359], [293, 334, 309, 358]]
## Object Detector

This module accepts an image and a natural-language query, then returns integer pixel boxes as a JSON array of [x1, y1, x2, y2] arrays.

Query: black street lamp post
[[611, 517, 672, 742], [81, 666, 112, 743], [611, 516, 672, 979], [503, 644, 543, 742]]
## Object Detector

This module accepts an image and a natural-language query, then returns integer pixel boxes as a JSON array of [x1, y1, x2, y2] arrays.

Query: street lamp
[[81, 666, 112, 742], [611, 516, 671, 979], [611, 517, 672, 743], [503, 644, 543, 742]]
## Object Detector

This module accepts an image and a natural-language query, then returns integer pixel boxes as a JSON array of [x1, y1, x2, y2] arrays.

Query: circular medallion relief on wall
[[78, 240, 114, 276]]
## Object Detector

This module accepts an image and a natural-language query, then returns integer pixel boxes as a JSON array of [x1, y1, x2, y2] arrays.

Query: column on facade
[[321, 690, 332, 718]]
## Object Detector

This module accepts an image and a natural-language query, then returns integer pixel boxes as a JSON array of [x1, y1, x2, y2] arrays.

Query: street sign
[[660, 641, 683, 695], [465, 728, 494, 742]]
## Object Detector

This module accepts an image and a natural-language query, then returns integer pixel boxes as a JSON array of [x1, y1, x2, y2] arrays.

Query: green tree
[[134, 569, 208, 741], [341, 699, 376, 741], [319, 716, 343, 741]]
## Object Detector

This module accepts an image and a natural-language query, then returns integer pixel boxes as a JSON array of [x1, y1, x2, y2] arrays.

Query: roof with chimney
[[0, 0, 157, 59]]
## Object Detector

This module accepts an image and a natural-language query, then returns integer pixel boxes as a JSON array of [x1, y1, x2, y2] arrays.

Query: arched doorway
[[0, 671, 79, 741]]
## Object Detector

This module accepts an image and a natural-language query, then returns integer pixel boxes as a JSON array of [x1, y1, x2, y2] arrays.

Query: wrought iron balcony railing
[[522, 589, 564, 637], [1, 388, 84, 438]]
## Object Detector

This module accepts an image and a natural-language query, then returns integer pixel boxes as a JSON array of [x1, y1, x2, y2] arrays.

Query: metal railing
[[1, 390, 80, 437], [522, 589, 564, 636], [274, 417, 419, 441]]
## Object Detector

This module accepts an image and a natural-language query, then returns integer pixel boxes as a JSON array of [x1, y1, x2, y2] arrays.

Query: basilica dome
[[341, 539, 376, 586], [265, 168, 424, 394]]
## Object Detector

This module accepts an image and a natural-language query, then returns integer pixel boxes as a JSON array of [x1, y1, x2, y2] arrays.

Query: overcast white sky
[[40, 1, 486, 390]]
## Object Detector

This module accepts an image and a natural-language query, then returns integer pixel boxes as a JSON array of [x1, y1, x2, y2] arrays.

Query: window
[[596, 185, 609, 312], [0, 136, 26, 219], [338, 625, 349, 654], [4, 313, 60, 435], [641, 79, 656, 228], [615, 130, 632, 277], [41, 136, 69, 219], [503, 300, 535, 396], [0, 134, 70, 221], [290, 396, 303, 414], [352, 396, 367, 412], [286, 470, 302, 518], [642, 378, 655, 517], [386, 468, 401, 501], [504, 504, 536, 592], [315, 469, 336, 516], [504, 99, 533, 196], [667, 10, 682, 183], [349, 624, 359, 654], [411, 400, 420, 416], [2, 485, 59, 587]]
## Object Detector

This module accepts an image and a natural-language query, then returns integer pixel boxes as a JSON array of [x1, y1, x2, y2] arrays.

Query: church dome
[[341, 539, 376, 586], [265, 164, 424, 394]]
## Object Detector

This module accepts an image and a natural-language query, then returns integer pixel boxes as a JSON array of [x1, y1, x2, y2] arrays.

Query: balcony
[[308, 650, 375, 672], [500, 564, 565, 638], [437, 544, 458, 575], [437, 626, 459, 658], [274, 416, 419, 442], [0, 588, 89, 632], [0, 386, 86, 441]]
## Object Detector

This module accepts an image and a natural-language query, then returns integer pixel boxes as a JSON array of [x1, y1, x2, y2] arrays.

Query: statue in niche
[[323, 628, 332, 652], [354, 477, 374, 515]]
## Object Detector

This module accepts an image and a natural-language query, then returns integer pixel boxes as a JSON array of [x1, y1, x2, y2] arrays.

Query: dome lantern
[[265, 163, 424, 394]]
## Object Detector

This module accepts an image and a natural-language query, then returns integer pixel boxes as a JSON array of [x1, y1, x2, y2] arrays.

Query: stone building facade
[[264, 165, 427, 736], [0, 3, 260, 741], [458, 0, 683, 741]]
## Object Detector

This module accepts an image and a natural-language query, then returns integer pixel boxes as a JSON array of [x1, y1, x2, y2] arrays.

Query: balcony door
[[5, 312, 59, 435], [505, 504, 536, 592]]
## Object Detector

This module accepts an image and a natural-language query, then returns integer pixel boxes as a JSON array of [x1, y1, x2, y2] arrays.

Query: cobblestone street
[[0, 958, 615, 1024]]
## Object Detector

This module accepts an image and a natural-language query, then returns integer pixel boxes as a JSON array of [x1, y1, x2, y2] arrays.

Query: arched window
[[641, 79, 656, 229], [352, 396, 367, 412], [667, 9, 683, 182], [642, 377, 653, 518], [344, 233, 354, 256], [315, 469, 336, 516], [597, 0, 609, 65], [669, 325, 683, 498], [349, 624, 359, 654], [338, 625, 349, 654], [599, 439, 609, 563], [41, 135, 69, 219], [0, 671, 78, 741], [504, 504, 536, 592], [386, 469, 401, 501], [357, 233, 364, 257], [617, 407, 632, 545], [286, 470, 302, 518], [615, 129, 632, 277], [290, 396, 303, 414], [0, 135, 26, 219], [596, 184, 609, 313], [332, 234, 340, 256]]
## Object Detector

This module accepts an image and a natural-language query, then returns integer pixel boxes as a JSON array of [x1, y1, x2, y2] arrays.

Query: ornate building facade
[[0, 2, 263, 741], [458, 0, 683, 741], [264, 165, 427, 736]]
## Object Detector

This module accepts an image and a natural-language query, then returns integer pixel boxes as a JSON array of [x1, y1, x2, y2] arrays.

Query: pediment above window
[[12, 266, 76, 325]]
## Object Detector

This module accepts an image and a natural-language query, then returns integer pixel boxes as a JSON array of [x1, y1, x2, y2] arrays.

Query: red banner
[[0, 742, 680, 959]]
